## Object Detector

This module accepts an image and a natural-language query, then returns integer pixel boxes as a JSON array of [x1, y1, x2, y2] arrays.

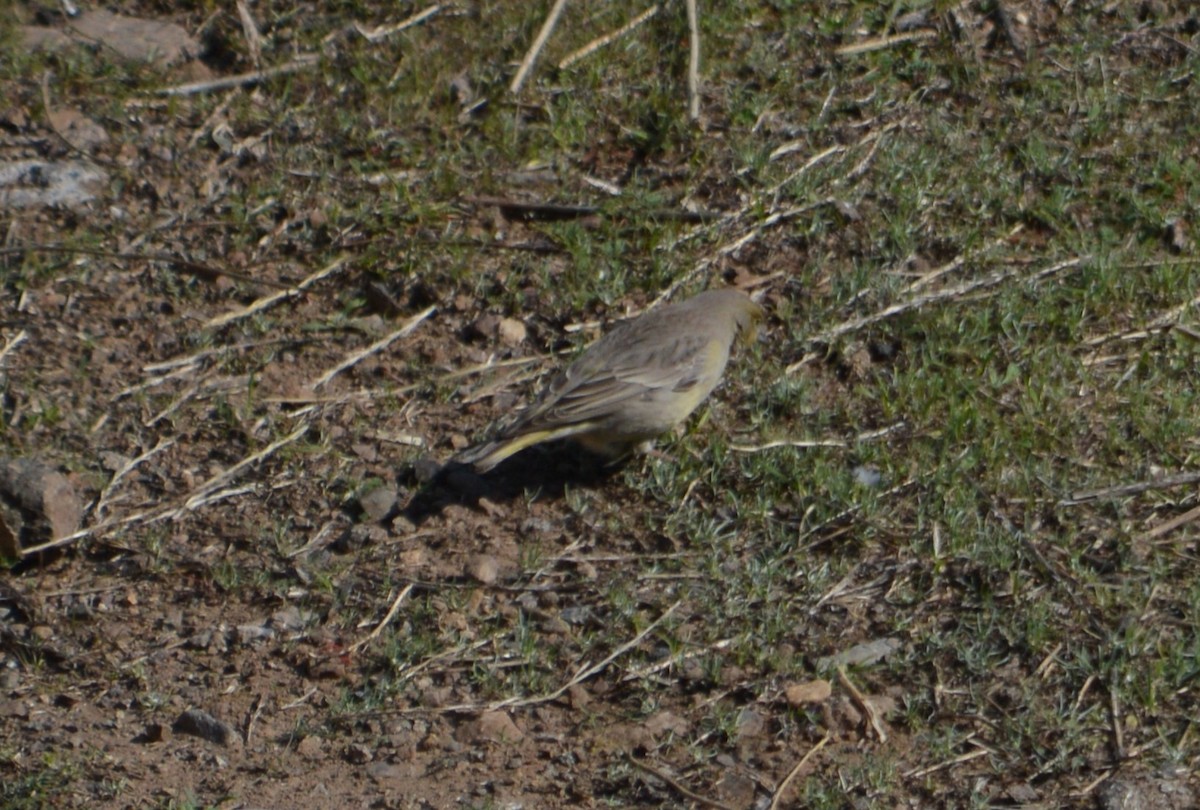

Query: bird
[[453, 288, 763, 473]]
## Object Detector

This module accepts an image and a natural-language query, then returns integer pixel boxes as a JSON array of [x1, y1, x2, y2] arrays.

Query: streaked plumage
[[455, 288, 762, 472]]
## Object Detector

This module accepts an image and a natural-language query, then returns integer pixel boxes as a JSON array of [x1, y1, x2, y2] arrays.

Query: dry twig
[[903, 225, 1024, 293], [310, 305, 436, 389], [355, 4, 441, 42], [467, 195, 718, 223], [92, 439, 175, 521], [1061, 471, 1200, 506], [0, 245, 293, 290], [0, 330, 27, 367], [835, 29, 937, 56], [621, 638, 733, 682], [40, 70, 111, 164], [352, 584, 414, 652], [235, 0, 264, 67], [836, 666, 888, 742], [625, 754, 735, 810], [1083, 288, 1200, 348], [158, 55, 320, 96], [558, 5, 659, 69], [21, 504, 172, 557], [788, 255, 1088, 371], [1108, 679, 1126, 759], [243, 693, 266, 746], [685, 0, 701, 121], [902, 745, 991, 779], [510, 0, 570, 94], [182, 421, 312, 511], [204, 255, 348, 330], [1140, 503, 1200, 543], [407, 600, 680, 713], [768, 733, 831, 810], [730, 422, 905, 454]]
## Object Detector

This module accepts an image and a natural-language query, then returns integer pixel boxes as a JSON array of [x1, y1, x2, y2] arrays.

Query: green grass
[[3, 0, 1200, 805]]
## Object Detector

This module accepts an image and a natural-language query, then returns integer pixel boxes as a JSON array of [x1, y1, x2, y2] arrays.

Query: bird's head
[[733, 295, 765, 347]]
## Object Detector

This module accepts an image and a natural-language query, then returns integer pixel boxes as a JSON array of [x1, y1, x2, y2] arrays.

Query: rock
[[48, 108, 109, 152], [0, 160, 108, 211], [785, 679, 832, 707], [134, 722, 165, 744], [477, 497, 505, 518], [462, 710, 524, 744], [68, 10, 200, 66], [270, 606, 307, 633], [358, 487, 398, 522], [816, 637, 903, 671], [465, 554, 499, 585], [467, 314, 501, 342], [716, 770, 758, 807], [296, 735, 324, 759], [235, 623, 274, 645], [172, 708, 237, 747], [497, 317, 527, 346], [643, 711, 689, 738], [735, 708, 765, 740], [366, 762, 404, 782], [852, 465, 883, 487], [20, 26, 73, 52], [1165, 218, 1190, 254], [1098, 766, 1195, 810], [566, 685, 591, 710], [351, 442, 379, 463], [344, 743, 373, 764], [0, 457, 85, 552]]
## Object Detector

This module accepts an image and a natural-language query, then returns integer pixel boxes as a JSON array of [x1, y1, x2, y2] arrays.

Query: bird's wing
[[508, 333, 713, 433]]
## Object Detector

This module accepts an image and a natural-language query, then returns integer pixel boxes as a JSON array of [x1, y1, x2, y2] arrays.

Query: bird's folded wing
[[512, 336, 711, 431]]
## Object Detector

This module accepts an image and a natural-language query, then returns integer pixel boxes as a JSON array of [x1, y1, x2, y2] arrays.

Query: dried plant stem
[[558, 5, 659, 69], [510, 0, 570, 94], [685, 0, 701, 120]]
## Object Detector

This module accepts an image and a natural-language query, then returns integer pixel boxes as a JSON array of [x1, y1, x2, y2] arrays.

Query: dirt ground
[[3, 2, 1200, 809]]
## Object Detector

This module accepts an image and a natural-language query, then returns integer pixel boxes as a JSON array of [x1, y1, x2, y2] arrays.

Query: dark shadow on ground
[[400, 441, 626, 524]]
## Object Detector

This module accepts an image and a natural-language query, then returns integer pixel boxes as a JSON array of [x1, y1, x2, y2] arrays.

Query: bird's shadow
[[399, 442, 626, 524]]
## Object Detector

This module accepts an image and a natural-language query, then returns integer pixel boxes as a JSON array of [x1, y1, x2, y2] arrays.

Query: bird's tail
[[449, 432, 549, 473], [450, 422, 606, 473]]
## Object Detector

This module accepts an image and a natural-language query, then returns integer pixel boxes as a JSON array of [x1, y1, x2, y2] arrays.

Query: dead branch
[[310, 305, 436, 390], [730, 422, 905, 454], [183, 422, 311, 510], [235, 0, 264, 68], [510, 0, 570, 94], [625, 754, 735, 810], [1083, 288, 1200, 348], [1140, 503, 1200, 543], [352, 583, 414, 652], [466, 195, 719, 223], [158, 54, 320, 96], [557, 5, 659, 69], [685, 0, 701, 121], [789, 255, 1088, 370], [0, 330, 27, 367], [768, 733, 831, 810], [835, 29, 937, 56], [355, 4, 441, 42], [92, 439, 175, 521], [1062, 470, 1200, 506], [903, 225, 1024, 293], [403, 600, 680, 714], [837, 667, 888, 742], [205, 255, 349, 330]]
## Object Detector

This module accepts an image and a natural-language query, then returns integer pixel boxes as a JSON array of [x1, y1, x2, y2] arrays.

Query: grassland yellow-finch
[[455, 288, 762, 472]]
